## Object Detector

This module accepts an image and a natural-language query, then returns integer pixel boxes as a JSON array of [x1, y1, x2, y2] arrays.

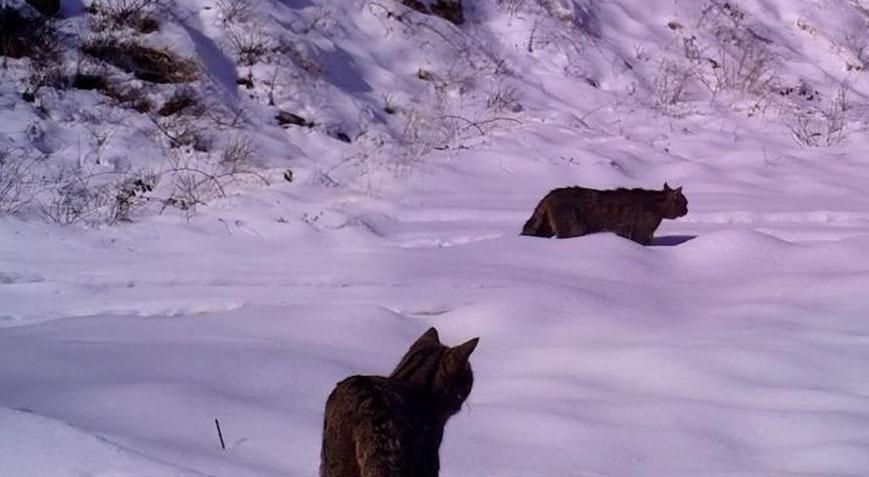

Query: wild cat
[[320, 328, 479, 477], [521, 183, 689, 245]]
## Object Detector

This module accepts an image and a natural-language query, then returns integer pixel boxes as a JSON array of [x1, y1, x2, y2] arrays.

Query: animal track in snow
[[0, 272, 44, 285], [394, 233, 504, 249], [683, 210, 869, 225]]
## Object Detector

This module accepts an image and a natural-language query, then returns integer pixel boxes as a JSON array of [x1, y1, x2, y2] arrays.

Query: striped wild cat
[[320, 328, 479, 477], [521, 183, 689, 245]]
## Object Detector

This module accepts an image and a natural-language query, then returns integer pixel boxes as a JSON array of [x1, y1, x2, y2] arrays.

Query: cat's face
[[662, 184, 688, 219], [390, 328, 479, 418]]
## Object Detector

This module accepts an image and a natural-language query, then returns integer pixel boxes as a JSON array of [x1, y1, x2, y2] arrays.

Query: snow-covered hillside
[[2, 0, 869, 475]]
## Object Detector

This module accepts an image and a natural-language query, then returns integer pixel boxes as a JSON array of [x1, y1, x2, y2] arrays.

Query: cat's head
[[662, 183, 688, 219], [390, 327, 479, 420]]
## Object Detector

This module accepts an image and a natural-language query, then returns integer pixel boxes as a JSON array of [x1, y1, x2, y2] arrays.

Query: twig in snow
[[215, 418, 226, 450]]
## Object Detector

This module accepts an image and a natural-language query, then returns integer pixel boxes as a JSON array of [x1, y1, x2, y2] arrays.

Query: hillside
[[2, 0, 869, 475]]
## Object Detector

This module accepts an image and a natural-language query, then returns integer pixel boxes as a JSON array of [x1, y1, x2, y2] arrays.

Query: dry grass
[[81, 40, 198, 83]]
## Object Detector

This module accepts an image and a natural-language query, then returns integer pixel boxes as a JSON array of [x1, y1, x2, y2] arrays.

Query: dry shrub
[[0, 6, 59, 59], [158, 87, 203, 117], [82, 39, 198, 83], [88, 0, 160, 34], [104, 84, 153, 112], [216, 0, 253, 24], [0, 150, 38, 215], [220, 136, 254, 172], [72, 69, 152, 112], [226, 28, 272, 66]]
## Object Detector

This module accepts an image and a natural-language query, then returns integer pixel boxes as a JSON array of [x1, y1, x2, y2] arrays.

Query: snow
[[3, 0, 869, 475]]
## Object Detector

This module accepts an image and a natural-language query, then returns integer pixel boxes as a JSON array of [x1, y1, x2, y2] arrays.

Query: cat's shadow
[[650, 235, 697, 246]]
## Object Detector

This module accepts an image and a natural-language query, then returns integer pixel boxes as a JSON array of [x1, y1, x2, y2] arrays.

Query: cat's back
[[322, 376, 416, 477], [542, 186, 594, 204], [325, 375, 415, 425], [327, 375, 404, 406]]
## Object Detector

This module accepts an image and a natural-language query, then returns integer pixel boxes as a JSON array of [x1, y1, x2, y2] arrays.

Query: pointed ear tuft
[[412, 327, 441, 347], [676, 186, 683, 193], [663, 182, 671, 191], [451, 337, 479, 362]]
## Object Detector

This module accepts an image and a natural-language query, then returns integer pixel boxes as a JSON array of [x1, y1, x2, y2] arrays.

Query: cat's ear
[[450, 337, 479, 363], [676, 186, 683, 193], [663, 182, 672, 191], [412, 327, 441, 347]]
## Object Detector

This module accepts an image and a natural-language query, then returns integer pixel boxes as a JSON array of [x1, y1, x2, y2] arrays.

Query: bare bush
[[151, 114, 211, 151], [220, 135, 255, 172], [42, 175, 113, 225], [226, 27, 272, 66], [708, 33, 773, 95], [787, 83, 850, 147], [486, 83, 522, 112], [0, 150, 39, 215], [497, 0, 529, 18], [158, 86, 203, 117], [88, 0, 160, 33], [111, 173, 156, 223], [216, 0, 253, 25], [396, 104, 519, 168], [654, 59, 692, 108], [160, 149, 228, 216], [659, 0, 776, 103]]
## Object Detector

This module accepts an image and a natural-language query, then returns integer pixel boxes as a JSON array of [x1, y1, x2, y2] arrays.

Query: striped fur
[[320, 328, 479, 477], [521, 183, 689, 244]]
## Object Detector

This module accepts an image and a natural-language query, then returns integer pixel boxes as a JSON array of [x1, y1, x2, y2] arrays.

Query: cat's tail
[[521, 200, 554, 237]]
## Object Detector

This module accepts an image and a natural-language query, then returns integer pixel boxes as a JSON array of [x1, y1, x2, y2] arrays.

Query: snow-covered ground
[[3, 0, 869, 475]]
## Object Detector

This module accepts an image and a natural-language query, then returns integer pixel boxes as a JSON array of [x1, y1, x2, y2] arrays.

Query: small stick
[[215, 418, 226, 450]]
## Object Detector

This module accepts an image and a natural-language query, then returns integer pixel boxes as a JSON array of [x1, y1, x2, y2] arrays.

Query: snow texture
[[2, 0, 869, 475]]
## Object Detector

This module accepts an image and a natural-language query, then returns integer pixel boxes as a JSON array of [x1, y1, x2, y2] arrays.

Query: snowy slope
[[3, 0, 869, 475]]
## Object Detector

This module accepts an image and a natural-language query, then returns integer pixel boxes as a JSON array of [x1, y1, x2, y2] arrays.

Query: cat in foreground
[[320, 328, 480, 477], [521, 183, 689, 245]]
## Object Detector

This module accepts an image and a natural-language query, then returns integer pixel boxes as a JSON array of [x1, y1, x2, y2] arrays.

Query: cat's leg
[[414, 430, 443, 477], [521, 203, 554, 237], [632, 231, 653, 245], [613, 225, 647, 244], [635, 218, 661, 245], [551, 205, 584, 238]]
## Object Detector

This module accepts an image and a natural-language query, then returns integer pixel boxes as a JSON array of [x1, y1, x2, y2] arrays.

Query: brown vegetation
[[81, 40, 198, 83]]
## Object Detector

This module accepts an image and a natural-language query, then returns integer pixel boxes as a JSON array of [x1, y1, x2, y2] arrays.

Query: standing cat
[[320, 328, 479, 477], [521, 183, 689, 245]]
